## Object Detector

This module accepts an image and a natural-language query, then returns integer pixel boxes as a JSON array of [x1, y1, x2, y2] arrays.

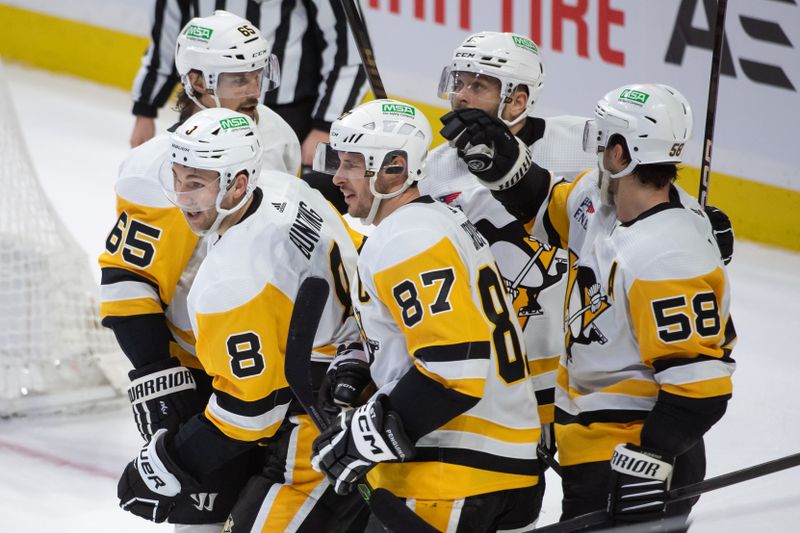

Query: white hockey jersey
[[420, 115, 596, 424], [354, 197, 541, 499], [187, 170, 359, 442], [99, 105, 301, 367], [531, 170, 736, 466]]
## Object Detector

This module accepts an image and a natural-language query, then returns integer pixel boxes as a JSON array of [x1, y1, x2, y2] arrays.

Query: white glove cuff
[[351, 403, 397, 462], [128, 366, 196, 406], [476, 138, 532, 191], [136, 429, 182, 496], [611, 444, 673, 482]]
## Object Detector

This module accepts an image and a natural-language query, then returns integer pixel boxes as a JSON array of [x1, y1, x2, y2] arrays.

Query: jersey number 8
[[226, 332, 266, 379]]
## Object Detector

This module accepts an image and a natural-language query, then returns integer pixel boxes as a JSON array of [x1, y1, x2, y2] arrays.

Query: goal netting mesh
[[0, 61, 122, 417]]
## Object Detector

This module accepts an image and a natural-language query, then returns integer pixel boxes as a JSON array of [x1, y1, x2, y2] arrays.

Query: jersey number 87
[[392, 265, 526, 385]]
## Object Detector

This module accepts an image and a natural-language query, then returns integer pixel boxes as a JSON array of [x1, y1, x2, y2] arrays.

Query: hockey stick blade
[[285, 276, 331, 430], [534, 450, 800, 532], [284, 277, 437, 533]]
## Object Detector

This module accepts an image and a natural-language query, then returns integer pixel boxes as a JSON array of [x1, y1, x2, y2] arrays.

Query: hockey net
[[0, 61, 123, 417]]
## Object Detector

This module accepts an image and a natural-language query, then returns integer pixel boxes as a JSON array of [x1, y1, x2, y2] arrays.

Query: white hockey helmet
[[583, 83, 693, 179], [313, 99, 432, 224], [161, 107, 263, 235], [438, 31, 545, 127], [175, 10, 280, 109]]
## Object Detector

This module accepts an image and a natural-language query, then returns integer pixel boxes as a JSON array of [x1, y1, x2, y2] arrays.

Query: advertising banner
[[362, 0, 800, 191]]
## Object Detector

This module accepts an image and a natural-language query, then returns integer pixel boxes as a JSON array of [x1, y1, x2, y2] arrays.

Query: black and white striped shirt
[[131, 0, 368, 132]]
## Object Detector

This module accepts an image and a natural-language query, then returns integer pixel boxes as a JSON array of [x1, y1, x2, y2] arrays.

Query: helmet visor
[[582, 119, 604, 154], [159, 160, 222, 212], [438, 67, 502, 107], [313, 143, 376, 180], [216, 56, 280, 100]]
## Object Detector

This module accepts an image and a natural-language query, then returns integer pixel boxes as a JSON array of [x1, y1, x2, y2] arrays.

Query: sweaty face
[[170, 163, 222, 233], [331, 152, 373, 219], [448, 71, 502, 114]]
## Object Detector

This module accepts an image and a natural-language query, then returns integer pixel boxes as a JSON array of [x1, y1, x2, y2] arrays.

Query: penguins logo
[[564, 255, 610, 359]]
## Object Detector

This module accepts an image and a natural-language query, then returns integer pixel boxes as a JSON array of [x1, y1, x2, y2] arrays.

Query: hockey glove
[[440, 108, 532, 190], [128, 358, 201, 441], [311, 394, 415, 495], [705, 205, 734, 265], [118, 428, 197, 523], [608, 443, 674, 524], [318, 342, 373, 416]]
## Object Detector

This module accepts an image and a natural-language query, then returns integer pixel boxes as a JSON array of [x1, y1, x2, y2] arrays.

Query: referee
[[130, 0, 369, 212]]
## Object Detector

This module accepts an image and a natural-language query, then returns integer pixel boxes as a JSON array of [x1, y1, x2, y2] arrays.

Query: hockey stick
[[697, 0, 728, 208], [533, 450, 800, 532], [537, 443, 562, 477], [284, 276, 437, 533], [340, 0, 388, 99]]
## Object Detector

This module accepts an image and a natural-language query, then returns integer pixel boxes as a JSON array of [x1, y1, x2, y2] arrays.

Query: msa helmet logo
[[381, 103, 415, 117], [512, 35, 539, 54], [185, 25, 213, 41], [219, 117, 250, 130], [618, 89, 650, 105]]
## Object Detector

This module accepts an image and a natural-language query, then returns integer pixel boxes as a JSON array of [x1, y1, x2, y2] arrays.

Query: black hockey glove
[[118, 429, 197, 523], [440, 109, 532, 190], [318, 342, 373, 417], [311, 394, 415, 495], [705, 205, 734, 265], [608, 443, 674, 524], [128, 358, 202, 441]]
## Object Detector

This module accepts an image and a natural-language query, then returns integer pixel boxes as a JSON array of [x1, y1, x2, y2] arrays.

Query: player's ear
[[505, 87, 528, 121], [232, 171, 250, 200], [187, 70, 206, 95]]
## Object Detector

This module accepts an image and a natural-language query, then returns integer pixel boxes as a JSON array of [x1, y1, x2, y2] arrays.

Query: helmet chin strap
[[194, 179, 254, 238], [183, 75, 222, 111], [360, 171, 414, 226], [497, 87, 533, 128], [597, 157, 638, 206], [498, 100, 529, 128]]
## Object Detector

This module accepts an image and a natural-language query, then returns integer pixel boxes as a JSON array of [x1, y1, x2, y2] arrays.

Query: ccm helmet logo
[[455, 52, 476, 58]]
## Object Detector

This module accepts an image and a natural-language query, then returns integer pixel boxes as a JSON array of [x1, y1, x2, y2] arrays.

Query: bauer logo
[[381, 103, 415, 117], [618, 89, 650, 105], [186, 25, 213, 41], [219, 117, 250, 130], [512, 35, 539, 54]]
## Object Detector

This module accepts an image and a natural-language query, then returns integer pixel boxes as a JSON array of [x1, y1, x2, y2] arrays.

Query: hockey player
[[310, 99, 544, 532], [425, 31, 597, 462], [442, 84, 736, 527], [100, 11, 301, 530], [117, 108, 364, 531]]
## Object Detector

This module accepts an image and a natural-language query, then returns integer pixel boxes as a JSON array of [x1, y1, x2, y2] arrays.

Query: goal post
[[0, 60, 123, 417]]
